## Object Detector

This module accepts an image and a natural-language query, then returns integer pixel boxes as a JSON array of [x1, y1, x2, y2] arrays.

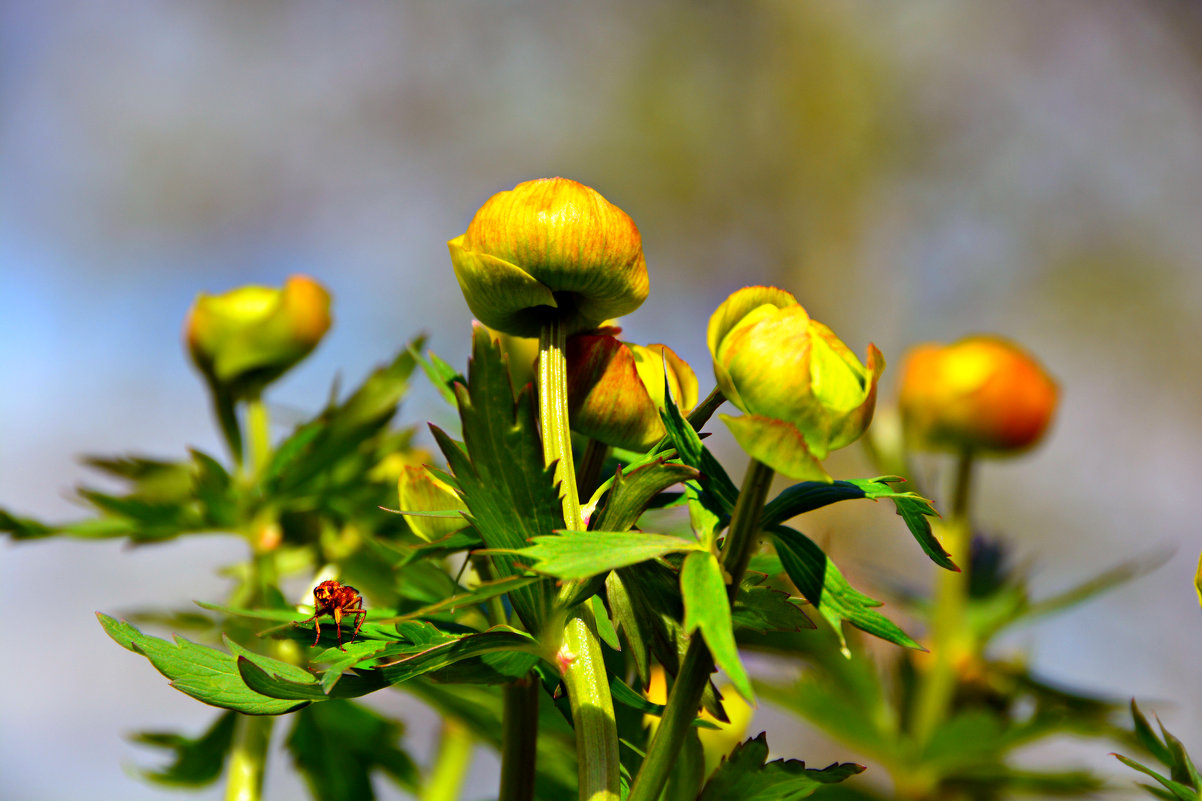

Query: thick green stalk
[[538, 318, 620, 801], [539, 318, 582, 529], [499, 675, 541, 801], [225, 714, 273, 801], [910, 449, 976, 746], [246, 395, 272, 478], [421, 718, 475, 801], [225, 408, 280, 801], [628, 458, 775, 801]]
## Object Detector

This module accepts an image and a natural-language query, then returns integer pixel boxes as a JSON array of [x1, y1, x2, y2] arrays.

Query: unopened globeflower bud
[[898, 335, 1058, 454], [185, 275, 331, 399], [447, 178, 649, 337], [708, 286, 883, 480]]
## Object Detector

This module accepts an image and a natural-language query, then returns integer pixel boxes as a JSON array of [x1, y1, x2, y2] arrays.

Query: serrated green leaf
[[769, 525, 920, 651], [514, 530, 701, 580], [410, 343, 464, 407], [1114, 754, 1201, 801], [1132, 700, 1177, 766], [263, 344, 421, 508], [130, 711, 237, 787], [431, 326, 559, 630], [369, 626, 539, 686], [593, 459, 702, 533], [682, 551, 753, 702], [375, 574, 539, 623], [286, 700, 420, 801], [660, 384, 739, 516], [763, 477, 952, 571], [1161, 720, 1202, 791], [98, 614, 308, 715], [699, 733, 864, 801], [606, 571, 650, 685], [732, 573, 814, 635]]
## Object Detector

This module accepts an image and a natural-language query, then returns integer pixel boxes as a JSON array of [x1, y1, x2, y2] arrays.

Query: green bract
[[185, 275, 332, 399], [707, 286, 884, 481], [447, 178, 649, 337]]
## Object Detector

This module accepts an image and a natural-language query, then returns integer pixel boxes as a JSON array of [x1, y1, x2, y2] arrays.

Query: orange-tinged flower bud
[[447, 178, 649, 337], [566, 332, 698, 451], [397, 465, 467, 542], [898, 335, 1058, 454], [708, 286, 884, 481], [185, 275, 331, 398]]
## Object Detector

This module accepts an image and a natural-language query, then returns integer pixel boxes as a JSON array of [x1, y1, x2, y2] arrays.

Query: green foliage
[[681, 550, 752, 702], [515, 530, 701, 580], [130, 711, 237, 787], [430, 325, 560, 631], [1115, 701, 1202, 800], [11, 259, 1163, 801], [698, 734, 864, 801], [770, 524, 920, 651], [286, 700, 420, 801], [99, 614, 309, 715]]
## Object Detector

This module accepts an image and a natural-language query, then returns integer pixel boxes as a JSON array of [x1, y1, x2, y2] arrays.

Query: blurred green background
[[3, 2, 1200, 799]]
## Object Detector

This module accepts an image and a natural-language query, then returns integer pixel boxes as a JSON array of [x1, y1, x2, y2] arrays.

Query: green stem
[[910, 449, 976, 747], [499, 675, 541, 801], [246, 395, 272, 478], [421, 718, 476, 801], [225, 714, 273, 801], [538, 318, 620, 801], [628, 458, 775, 801], [539, 318, 582, 530]]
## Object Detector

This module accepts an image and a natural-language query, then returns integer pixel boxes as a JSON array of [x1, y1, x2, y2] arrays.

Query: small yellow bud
[[184, 275, 331, 398], [898, 335, 1058, 454]]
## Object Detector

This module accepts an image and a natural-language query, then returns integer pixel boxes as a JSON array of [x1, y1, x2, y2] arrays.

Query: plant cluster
[[3, 177, 1197, 801]]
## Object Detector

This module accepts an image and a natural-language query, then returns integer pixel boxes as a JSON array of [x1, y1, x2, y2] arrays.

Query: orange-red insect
[[299, 580, 366, 650]]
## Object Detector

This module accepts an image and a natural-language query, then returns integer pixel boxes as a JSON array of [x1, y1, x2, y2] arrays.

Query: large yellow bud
[[447, 178, 649, 337]]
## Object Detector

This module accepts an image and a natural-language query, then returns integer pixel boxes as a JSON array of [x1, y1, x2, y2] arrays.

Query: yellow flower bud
[[397, 466, 467, 542], [185, 275, 331, 398], [447, 178, 649, 337], [566, 332, 699, 451], [708, 286, 883, 480], [898, 335, 1058, 454]]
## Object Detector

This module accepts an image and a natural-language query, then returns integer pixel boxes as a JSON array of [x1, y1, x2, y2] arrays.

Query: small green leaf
[[130, 711, 237, 787], [606, 571, 650, 685], [370, 626, 539, 686], [592, 459, 701, 533], [98, 614, 307, 715], [769, 525, 920, 651], [659, 384, 739, 514], [410, 343, 464, 407], [732, 573, 814, 635], [682, 551, 753, 702], [699, 732, 864, 801], [514, 530, 701, 580], [286, 700, 420, 801], [1113, 754, 1201, 801], [591, 594, 622, 650]]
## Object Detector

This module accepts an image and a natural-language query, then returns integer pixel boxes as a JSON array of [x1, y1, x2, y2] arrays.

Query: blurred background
[[3, 1, 1201, 799]]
